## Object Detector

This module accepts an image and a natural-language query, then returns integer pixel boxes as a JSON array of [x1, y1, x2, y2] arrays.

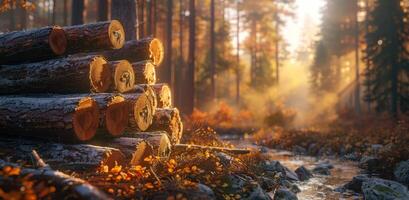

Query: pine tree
[[363, 0, 409, 114]]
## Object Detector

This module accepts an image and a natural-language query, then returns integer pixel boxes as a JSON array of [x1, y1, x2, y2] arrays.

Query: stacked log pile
[[0, 20, 250, 199], [0, 20, 181, 169]]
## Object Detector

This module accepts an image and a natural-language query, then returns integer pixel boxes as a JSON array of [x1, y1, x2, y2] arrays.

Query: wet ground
[[221, 135, 363, 200]]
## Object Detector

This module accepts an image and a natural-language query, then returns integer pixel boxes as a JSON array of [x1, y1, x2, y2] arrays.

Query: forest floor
[[0, 110, 409, 199]]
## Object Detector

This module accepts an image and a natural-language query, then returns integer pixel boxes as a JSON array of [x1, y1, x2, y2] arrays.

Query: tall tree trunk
[[147, 0, 152, 36], [139, 0, 145, 38], [166, 0, 174, 97], [97, 0, 109, 21], [63, 0, 68, 25], [236, 0, 240, 105], [71, 0, 84, 25], [111, 0, 136, 41], [275, 14, 280, 85], [354, 0, 361, 114], [9, 3, 15, 31], [210, 0, 216, 101], [52, 0, 56, 25], [365, 0, 371, 112], [18, 4, 27, 30], [153, 0, 157, 36], [184, 0, 195, 114], [177, 0, 185, 108]]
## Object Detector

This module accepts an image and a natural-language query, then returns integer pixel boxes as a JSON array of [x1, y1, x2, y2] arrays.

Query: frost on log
[[63, 20, 125, 54], [0, 55, 112, 94], [100, 37, 164, 66], [0, 26, 67, 65], [0, 96, 100, 141]]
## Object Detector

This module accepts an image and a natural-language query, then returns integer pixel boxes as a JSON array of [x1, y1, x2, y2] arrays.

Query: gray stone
[[394, 160, 409, 186], [313, 165, 331, 175], [359, 156, 381, 172], [274, 187, 298, 200], [262, 160, 299, 181], [362, 178, 409, 200], [295, 166, 313, 181], [344, 174, 370, 193]]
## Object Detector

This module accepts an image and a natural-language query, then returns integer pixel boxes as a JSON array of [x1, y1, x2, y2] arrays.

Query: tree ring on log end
[[145, 86, 158, 114], [144, 62, 157, 84], [112, 60, 135, 93], [49, 26, 67, 55], [106, 96, 129, 137], [169, 108, 182, 144], [158, 134, 172, 157], [73, 97, 100, 141], [90, 56, 111, 92], [133, 94, 153, 131], [149, 38, 164, 66], [159, 84, 172, 108], [108, 20, 126, 49], [130, 141, 153, 166]]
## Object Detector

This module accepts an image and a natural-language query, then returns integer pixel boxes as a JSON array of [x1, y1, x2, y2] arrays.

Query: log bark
[[99, 37, 164, 66], [148, 108, 183, 144], [63, 20, 125, 54], [173, 144, 251, 155], [91, 94, 130, 137], [107, 60, 135, 93], [0, 55, 111, 94], [0, 138, 125, 170], [123, 93, 154, 131], [0, 159, 111, 200], [123, 131, 172, 158], [132, 61, 156, 84], [103, 134, 171, 166], [0, 95, 100, 142], [0, 26, 67, 65]]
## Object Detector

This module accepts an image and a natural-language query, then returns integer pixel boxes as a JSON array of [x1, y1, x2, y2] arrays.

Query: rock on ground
[[295, 166, 313, 181], [273, 187, 298, 200], [362, 178, 409, 200], [343, 174, 370, 193], [394, 160, 409, 186]]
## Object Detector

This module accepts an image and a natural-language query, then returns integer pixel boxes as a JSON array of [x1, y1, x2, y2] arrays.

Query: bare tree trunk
[[63, 0, 68, 25], [275, 16, 280, 85], [210, 0, 216, 101], [52, 0, 56, 25], [184, 0, 196, 115], [147, 0, 152, 36], [166, 0, 174, 96], [111, 0, 136, 41], [236, 0, 240, 105], [97, 0, 109, 21], [176, 0, 185, 108], [354, 0, 361, 114], [153, 0, 158, 36], [138, 0, 145, 38], [9, 3, 15, 31], [71, 0, 84, 25]]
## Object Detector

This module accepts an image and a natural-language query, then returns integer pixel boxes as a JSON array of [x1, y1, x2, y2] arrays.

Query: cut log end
[[130, 140, 153, 166], [49, 26, 67, 55], [89, 56, 111, 92], [151, 84, 172, 108], [132, 61, 157, 85], [133, 94, 153, 131], [110, 60, 135, 93], [106, 96, 129, 137], [73, 97, 100, 141], [157, 133, 172, 157], [149, 38, 164, 66], [108, 20, 125, 49]]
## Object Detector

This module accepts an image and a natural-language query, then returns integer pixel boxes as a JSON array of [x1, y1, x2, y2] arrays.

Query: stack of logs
[[0, 20, 183, 168]]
